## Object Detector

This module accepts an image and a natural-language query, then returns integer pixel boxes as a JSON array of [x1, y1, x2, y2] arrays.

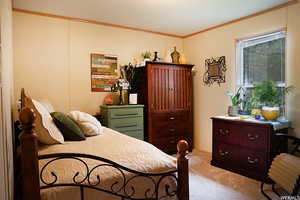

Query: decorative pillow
[[51, 112, 86, 141], [39, 99, 55, 113], [27, 99, 64, 144], [68, 111, 103, 136]]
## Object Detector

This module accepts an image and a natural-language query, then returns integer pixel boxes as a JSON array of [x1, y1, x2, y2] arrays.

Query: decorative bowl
[[261, 106, 280, 121]]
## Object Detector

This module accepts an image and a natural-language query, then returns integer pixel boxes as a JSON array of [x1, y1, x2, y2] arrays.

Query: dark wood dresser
[[133, 61, 194, 153], [211, 117, 288, 181]]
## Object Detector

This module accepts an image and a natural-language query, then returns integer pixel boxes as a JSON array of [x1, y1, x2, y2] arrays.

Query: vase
[[228, 106, 239, 116], [153, 52, 158, 61], [171, 47, 180, 64], [261, 106, 280, 121]]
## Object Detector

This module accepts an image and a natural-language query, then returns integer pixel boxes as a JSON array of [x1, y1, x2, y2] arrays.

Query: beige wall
[[13, 12, 183, 115], [13, 4, 300, 153], [184, 4, 300, 152]]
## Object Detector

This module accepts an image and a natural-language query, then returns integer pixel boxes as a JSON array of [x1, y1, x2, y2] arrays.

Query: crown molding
[[12, 0, 300, 40], [183, 0, 299, 38], [12, 8, 184, 39]]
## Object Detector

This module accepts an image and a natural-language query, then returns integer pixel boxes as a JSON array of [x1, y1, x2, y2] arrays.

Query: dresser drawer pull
[[219, 129, 229, 136], [219, 150, 229, 156], [115, 124, 137, 128], [115, 113, 138, 116], [169, 128, 175, 132], [169, 117, 175, 120], [247, 156, 259, 164], [247, 133, 260, 140]]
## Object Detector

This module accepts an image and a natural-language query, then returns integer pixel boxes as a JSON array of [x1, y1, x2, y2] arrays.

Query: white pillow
[[39, 99, 55, 113], [30, 99, 64, 144], [68, 111, 103, 136]]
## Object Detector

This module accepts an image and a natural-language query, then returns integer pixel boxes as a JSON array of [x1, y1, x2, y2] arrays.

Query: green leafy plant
[[226, 87, 242, 106], [141, 51, 152, 59], [253, 81, 294, 107]]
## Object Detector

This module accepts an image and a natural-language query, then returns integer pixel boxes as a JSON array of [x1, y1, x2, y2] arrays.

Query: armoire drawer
[[151, 111, 190, 124], [152, 122, 192, 137], [153, 135, 192, 152]]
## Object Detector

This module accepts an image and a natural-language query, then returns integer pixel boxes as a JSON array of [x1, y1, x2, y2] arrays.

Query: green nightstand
[[100, 105, 144, 140]]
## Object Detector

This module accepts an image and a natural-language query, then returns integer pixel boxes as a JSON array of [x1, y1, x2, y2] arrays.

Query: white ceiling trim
[[13, 0, 298, 38]]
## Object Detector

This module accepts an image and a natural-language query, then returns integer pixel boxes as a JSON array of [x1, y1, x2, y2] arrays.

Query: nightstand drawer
[[100, 105, 144, 141], [110, 117, 143, 131], [121, 130, 144, 140], [110, 107, 143, 119]]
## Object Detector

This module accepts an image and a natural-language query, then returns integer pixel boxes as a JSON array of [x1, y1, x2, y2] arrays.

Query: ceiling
[[13, 0, 292, 36]]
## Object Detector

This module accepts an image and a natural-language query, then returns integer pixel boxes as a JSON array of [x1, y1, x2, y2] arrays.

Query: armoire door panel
[[173, 67, 192, 111], [148, 65, 173, 113]]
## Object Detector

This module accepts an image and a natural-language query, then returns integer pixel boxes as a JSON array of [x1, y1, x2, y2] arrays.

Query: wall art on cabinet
[[91, 53, 118, 92]]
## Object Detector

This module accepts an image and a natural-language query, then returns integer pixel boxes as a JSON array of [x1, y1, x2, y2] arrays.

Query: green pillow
[[51, 112, 86, 141]]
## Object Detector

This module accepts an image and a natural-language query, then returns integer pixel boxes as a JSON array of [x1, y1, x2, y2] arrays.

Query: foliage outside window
[[236, 31, 286, 112]]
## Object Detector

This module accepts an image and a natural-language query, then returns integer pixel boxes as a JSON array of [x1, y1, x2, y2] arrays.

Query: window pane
[[243, 38, 285, 84]]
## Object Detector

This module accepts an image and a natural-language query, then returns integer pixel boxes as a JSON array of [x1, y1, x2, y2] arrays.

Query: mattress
[[38, 127, 177, 200]]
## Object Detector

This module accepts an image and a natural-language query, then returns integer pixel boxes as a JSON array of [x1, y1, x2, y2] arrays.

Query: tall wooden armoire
[[133, 61, 194, 153]]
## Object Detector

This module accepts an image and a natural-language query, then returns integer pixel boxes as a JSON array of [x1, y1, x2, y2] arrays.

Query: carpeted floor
[[188, 151, 281, 200]]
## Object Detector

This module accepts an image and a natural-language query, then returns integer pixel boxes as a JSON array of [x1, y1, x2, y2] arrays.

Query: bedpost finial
[[19, 107, 36, 133], [177, 140, 189, 157]]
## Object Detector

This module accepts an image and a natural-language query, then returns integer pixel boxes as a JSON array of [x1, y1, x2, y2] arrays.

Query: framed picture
[[129, 93, 138, 104], [203, 56, 226, 86], [91, 53, 118, 92]]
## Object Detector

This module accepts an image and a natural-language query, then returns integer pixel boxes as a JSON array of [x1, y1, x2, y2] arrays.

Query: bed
[[18, 89, 190, 200]]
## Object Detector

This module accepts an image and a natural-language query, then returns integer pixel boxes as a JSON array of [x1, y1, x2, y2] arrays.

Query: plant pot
[[238, 110, 251, 115], [261, 106, 280, 121], [228, 106, 239, 116]]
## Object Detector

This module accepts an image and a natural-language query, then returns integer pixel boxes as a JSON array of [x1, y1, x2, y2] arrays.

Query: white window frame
[[236, 30, 287, 90]]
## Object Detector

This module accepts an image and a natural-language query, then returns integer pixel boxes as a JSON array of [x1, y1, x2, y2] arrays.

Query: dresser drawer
[[213, 120, 268, 150], [213, 121, 239, 145], [240, 126, 268, 150], [213, 142, 239, 165], [109, 107, 143, 119], [110, 117, 143, 132], [239, 148, 267, 173]]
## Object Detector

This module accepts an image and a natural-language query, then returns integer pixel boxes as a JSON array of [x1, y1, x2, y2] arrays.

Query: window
[[236, 30, 286, 107]]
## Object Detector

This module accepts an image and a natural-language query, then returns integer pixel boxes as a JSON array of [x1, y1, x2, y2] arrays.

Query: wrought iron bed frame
[[18, 89, 190, 200]]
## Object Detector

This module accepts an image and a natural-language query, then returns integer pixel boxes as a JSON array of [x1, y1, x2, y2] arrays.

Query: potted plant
[[239, 96, 252, 115], [226, 87, 242, 116], [141, 51, 152, 61], [252, 81, 294, 120]]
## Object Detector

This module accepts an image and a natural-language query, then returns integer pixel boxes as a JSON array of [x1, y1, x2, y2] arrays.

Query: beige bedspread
[[38, 127, 177, 200]]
